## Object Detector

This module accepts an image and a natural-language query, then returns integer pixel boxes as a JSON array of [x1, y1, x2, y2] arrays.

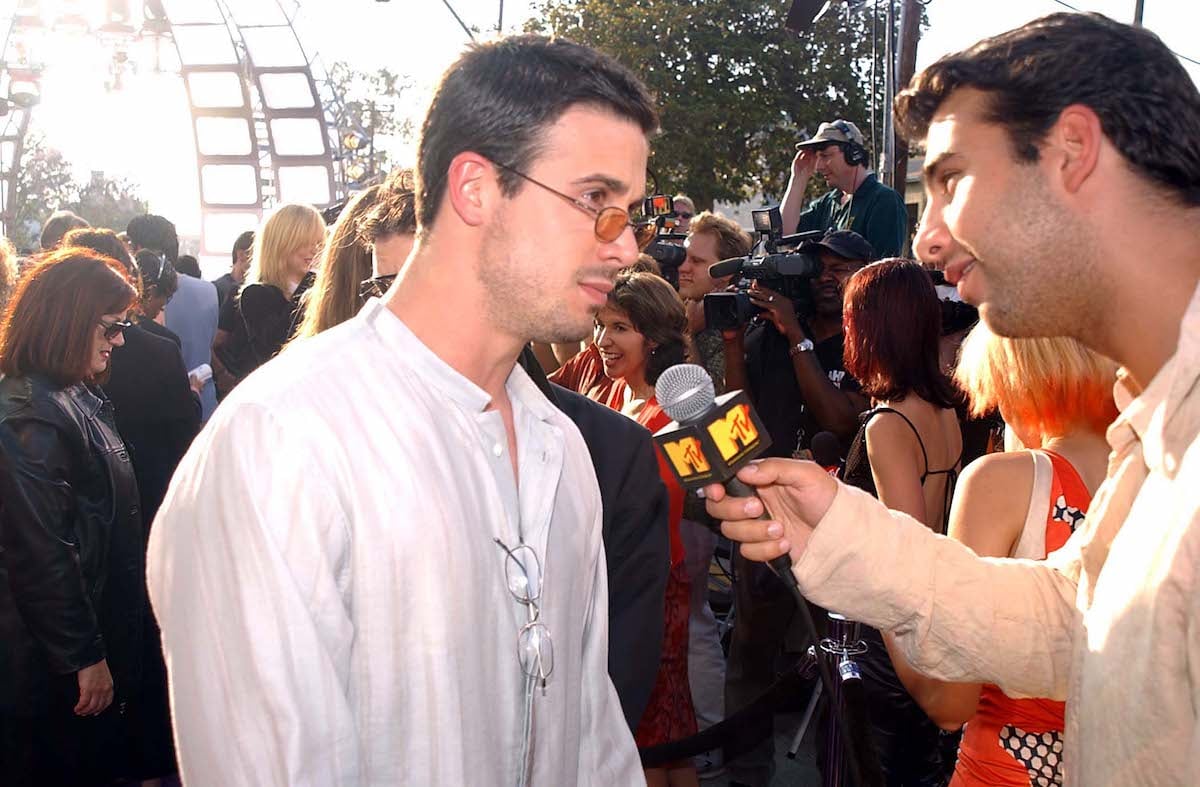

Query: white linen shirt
[[146, 300, 641, 786]]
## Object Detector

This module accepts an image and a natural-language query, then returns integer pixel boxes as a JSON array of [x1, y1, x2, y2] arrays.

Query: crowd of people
[[0, 10, 1197, 787]]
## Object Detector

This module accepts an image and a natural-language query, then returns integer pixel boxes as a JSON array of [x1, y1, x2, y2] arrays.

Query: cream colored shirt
[[793, 283, 1200, 786]]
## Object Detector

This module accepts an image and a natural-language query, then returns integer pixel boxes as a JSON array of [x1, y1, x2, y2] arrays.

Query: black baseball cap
[[802, 229, 876, 262]]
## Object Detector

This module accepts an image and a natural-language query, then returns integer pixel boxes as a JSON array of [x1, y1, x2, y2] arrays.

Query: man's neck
[[385, 242, 525, 406], [838, 169, 871, 197], [1090, 209, 1200, 390]]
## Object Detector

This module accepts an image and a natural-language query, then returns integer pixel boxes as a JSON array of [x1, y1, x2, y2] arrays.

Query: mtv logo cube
[[652, 390, 772, 490]]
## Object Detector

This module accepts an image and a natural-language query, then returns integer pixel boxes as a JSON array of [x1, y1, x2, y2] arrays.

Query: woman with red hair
[[838, 257, 965, 783], [894, 322, 1116, 787]]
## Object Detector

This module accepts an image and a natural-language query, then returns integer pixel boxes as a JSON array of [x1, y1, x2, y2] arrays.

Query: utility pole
[[881, 0, 896, 187], [1134, 0, 1145, 26], [892, 0, 922, 196]]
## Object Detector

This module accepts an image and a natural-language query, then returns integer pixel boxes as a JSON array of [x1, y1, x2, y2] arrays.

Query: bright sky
[[8, 0, 1200, 270]]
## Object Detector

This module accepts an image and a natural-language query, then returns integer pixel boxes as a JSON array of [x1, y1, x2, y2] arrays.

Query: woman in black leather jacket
[[0, 248, 145, 785]]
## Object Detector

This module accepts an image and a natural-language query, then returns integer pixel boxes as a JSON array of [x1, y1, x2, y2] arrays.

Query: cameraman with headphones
[[780, 119, 908, 258]]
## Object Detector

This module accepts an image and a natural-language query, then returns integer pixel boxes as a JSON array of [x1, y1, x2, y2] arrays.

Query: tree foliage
[[9, 133, 76, 251], [528, 0, 891, 208], [327, 62, 416, 177], [74, 172, 149, 235], [6, 133, 149, 252]]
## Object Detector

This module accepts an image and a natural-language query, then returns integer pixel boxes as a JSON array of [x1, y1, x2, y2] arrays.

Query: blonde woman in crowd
[[238, 203, 326, 369], [291, 185, 381, 341]]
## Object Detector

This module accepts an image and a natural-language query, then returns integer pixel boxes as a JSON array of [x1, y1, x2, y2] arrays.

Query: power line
[[1048, 0, 1200, 67], [439, 0, 476, 42]]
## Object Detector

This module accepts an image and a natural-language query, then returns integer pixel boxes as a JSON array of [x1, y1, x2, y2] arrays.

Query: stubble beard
[[975, 170, 1098, 341], [477, 218, 597, 346]]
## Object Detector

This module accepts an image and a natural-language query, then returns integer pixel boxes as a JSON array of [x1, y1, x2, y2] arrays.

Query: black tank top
[[841, 406, 961, 534]]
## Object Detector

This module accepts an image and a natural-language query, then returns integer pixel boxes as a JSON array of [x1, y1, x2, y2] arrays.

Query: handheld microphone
[[655, 364, 879, 787], [652, 363, 797, 587]]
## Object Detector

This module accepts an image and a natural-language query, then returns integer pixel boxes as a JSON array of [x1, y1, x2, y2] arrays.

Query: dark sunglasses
[[98, 319, 132, 340], [490, 161, 657, 250], [674, 211, 694, 220]]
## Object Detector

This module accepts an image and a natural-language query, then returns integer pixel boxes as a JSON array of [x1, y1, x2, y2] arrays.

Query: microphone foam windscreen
[[656, 363, 716, 423]]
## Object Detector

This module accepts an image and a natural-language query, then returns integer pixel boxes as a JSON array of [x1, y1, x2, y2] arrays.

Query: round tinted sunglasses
[[490, 161, 657, 250]]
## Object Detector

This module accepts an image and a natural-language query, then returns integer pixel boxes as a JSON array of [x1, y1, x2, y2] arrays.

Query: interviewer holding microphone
[[707, 13, 1200, 787]]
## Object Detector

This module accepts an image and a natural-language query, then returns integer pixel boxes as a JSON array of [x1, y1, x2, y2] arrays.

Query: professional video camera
[[639, 194, 688, 288], [702, 206, 824, 332]]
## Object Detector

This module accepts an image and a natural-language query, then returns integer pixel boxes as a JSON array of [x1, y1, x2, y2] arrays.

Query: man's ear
[[443, 152, 496, 228], [1049, 104, 1102, 195]]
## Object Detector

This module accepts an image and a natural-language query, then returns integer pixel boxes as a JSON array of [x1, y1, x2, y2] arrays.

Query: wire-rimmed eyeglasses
[[490, 160, 657, 251], [494, 538, 554, 692]]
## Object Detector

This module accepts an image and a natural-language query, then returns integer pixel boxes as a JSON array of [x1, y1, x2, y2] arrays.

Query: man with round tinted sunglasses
[[490, 159, 658, 250], [149, 34, 655, 787]]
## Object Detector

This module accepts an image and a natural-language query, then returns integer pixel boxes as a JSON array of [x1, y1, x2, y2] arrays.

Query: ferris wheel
[[0, 0, 353, 257]]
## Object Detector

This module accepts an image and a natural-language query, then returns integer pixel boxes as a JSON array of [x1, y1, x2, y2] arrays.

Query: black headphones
[[833, 120, 869, 167], [135, 249, 177, 294]]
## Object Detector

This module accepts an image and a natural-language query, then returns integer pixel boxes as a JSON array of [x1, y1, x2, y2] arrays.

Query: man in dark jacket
[[519, 346, 670, 731]]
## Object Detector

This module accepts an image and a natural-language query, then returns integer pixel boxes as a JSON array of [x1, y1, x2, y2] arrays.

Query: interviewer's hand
[[75, 659, 114, 716], [705, 459, 839, 564]]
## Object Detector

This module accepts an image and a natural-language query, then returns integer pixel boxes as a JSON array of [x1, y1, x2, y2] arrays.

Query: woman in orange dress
[[592, 270, 698, 787], [890, 322, 1118, 786]]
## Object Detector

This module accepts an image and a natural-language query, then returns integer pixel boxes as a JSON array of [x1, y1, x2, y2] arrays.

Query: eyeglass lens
[[518, 621, 554, 683], [503, 544, 542, 604], [588, 205, 656, 250], [496, 539, 554, 689]]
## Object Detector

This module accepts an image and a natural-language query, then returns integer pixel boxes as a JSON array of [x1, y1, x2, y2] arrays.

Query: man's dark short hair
[[232, 230, 255, 264], [40, 210, 90, 251], [895, 13, 1200, 205], [126, 214, 180, 264], [176, 254, 202, 278], [415, 34, 659, 232]]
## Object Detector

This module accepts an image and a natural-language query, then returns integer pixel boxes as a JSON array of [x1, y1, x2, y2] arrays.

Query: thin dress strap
[[870, 406, 929, 480], [872, 406, 961, 534]]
